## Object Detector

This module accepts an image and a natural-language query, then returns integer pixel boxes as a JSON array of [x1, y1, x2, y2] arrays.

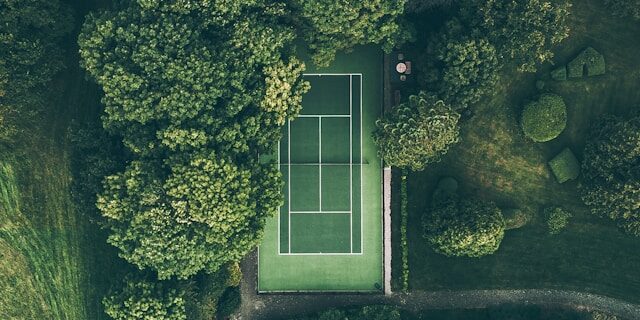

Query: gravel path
[[236, 250, 640, 320]]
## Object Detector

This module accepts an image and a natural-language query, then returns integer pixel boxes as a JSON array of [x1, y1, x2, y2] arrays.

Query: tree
[[545, 207, 572, 235], [521, 93, 567, 142], [98, 153, 282, 279], [291, 0, 410, 66], [580, 115, 640, 236], [423, 196, 505, 257], [420, 19, 502, 110], [80, 1, 308, 278], [462, 0, 571, 72], [103, 273, 187, 320], [0, 0, 72, 140], [405, 0, 457, 13], [604, 0, 640, 20], [373, 92, 460, 171]]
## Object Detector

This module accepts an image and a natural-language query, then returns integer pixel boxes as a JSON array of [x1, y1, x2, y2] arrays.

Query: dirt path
[[236, 250, 640, 319]]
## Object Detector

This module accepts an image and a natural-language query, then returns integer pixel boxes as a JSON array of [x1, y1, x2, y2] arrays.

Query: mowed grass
[[402, 0, 640, 302]]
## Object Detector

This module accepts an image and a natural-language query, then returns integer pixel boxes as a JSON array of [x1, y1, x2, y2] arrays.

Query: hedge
[[400, 170, 409, 292], [521, 93, 567, 142], [567, 47, 605, 78], [548, 148, 580, 183]]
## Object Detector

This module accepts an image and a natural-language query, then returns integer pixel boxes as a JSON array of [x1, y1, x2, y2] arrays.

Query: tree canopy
[[580, 115, 640, 236], [80, 0, 308, 279], [605, 0, 640, 20], [521, 93, 567, 142], [462, 0, 571, 72], [292, 0, 410, 66], [0, 0, 72, 139], [103, 274, 187, 320], [423, 196, 505, 257], [420, 19, 501, 110], [373, 92, 460, 171]]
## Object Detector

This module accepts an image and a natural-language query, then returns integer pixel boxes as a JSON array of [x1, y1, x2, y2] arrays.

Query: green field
[[397, 0, 640, 303], [258, 46, 383, 292]]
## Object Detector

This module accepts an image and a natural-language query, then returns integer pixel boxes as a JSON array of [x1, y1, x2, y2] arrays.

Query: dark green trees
[[373, 92, 460, 171], [422, 20, 501, 110], [605, 0, 640, 20], [103, 274, 187, 320], [463, 0, 571, 72], [423, 197, 505, 257], [580, 116, 640, 236], [292, 0, 410, 66], [0, 0, 72, 139], [80, 1, 308, 279]]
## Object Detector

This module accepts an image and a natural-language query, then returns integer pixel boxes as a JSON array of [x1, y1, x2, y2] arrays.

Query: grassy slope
[[403, 0, 640, 302], [0, 1, 127, 319]]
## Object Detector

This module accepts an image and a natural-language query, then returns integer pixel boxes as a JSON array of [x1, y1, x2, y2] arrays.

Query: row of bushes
[[400, 170, 409, 291]]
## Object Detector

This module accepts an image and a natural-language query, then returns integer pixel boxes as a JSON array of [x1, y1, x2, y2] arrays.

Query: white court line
[[279, 252, 364, 256], [350, 74, 353, 254], [288, 120, 292, 254], [360, 74, 364, 254], [303, 73, 363, 76], [298, 114, 351, 118], [277, 138, 281, 254], [318, 118, 322, 211], [290, 211, 351, 214]]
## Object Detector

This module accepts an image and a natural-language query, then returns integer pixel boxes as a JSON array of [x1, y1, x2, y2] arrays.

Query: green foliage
[[0, 0, 72, 141], [216, 286, 241, 318], [186, 263, 241, 319], [462, 0, 571, 72], [98, 154, 282, 279], [551, 67, 568, 81], [545, 207, 572, 235], [567, 47, 606, 78], [503, 208, 530, 230], [423, 197, 505, 257], [292, 0, 410, 66], [400, 171, 409, 291], [521, 94, 567, 142], [580, 115, 640, 236], [302, 305, 402, 320], [80, 1, 307, 279], [103, 273, 187, 320], [548, 148, 581, 183], [374, 92, 460, 171], [421, 19, 502, 109], [591, 310, 618, 320], [604, 0, 640, 20]]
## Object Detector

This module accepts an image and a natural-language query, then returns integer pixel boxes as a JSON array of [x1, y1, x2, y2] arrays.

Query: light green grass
[[402, 0, 640, 302], [258, 45, 383, 292]]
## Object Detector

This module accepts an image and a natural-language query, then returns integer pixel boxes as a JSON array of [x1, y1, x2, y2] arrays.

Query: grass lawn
[[0, 1, 130, 318], [400, 0, 640, 302]]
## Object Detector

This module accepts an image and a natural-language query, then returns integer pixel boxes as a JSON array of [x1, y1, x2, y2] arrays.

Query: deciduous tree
[[580, 115, 640, 236], [373, 92, 460, 171]]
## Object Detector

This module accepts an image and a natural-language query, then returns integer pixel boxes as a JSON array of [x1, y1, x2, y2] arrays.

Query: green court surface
[[258, 46, 383, 292]]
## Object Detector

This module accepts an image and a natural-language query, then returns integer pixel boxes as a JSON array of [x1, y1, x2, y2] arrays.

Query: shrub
[[217, 286, 241, 318], [373, 92, 460, 171], [423, 197, 505, 257], [302, 305, 402, 320], [567, 47, 606, 78], [551, 67, 567, 81], [591, 310, 618, 320], [521, 94, 567, 142], [548, 148, 580, 183], [580, 115, 640, 236], [604, 0, 640, 20], [545, 207, 572, 235], [503, 208, 530, 230], [103, 274, 187, 320], [400, 171, 409, 291]]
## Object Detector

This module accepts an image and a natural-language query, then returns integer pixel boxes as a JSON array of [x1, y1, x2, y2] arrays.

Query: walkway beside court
[[237, 250, 640, 319]]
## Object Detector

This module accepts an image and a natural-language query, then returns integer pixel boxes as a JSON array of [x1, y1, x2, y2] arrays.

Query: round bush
[[521, 94, 567, 142]]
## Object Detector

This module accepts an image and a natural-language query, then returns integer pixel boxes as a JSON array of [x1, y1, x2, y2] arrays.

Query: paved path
[[237, 250, 640, 320]]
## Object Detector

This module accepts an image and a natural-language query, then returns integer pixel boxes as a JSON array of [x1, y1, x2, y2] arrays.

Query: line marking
[[288, 119, 291, 254], [350, 74, 353, 254], [319, 118, 322, 212], [360, 74, 364, 254], [298, 114, 351, 118], [303, 73, 363, 76], [290, 211, 352, 214], [277, 135, 281, 254], [278, 252, 364, 256]]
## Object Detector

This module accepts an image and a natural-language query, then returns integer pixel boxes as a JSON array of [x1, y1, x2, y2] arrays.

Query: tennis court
[[279, 74, 363, 255]]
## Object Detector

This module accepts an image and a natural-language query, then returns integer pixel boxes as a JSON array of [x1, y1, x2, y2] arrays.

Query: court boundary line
[[278, 73, 364, 256]]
